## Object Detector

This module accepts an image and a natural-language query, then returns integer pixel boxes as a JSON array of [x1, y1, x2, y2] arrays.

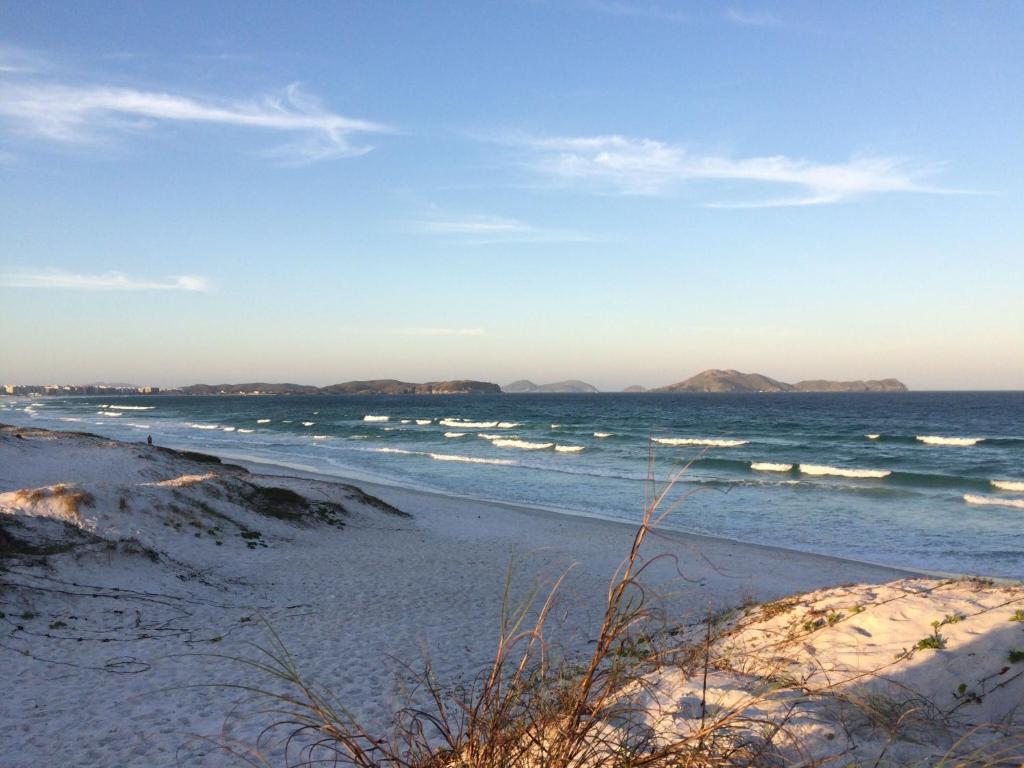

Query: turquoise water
[[3, 392, 1022, 577]]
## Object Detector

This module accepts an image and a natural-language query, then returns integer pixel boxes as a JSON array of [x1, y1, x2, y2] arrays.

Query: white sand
[[1, 424, 1018, 767]]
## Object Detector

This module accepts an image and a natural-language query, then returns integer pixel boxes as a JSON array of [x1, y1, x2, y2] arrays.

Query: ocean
[[3, 391, 1022, 578]]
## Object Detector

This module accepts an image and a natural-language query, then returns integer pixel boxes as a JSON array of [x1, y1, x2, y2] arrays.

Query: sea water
[[3, 392, 1022, 578]]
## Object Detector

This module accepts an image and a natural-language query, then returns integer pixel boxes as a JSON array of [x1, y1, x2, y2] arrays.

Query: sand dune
[[1, 424, 1019, 767]]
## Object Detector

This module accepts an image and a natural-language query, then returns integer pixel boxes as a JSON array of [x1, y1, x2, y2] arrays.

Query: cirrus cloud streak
[[0, 77, 390, 163], [516, 134, 958, 207]]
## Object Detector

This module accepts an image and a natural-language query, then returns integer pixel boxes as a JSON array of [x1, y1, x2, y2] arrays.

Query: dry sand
[[1, 424, 1020, 766]]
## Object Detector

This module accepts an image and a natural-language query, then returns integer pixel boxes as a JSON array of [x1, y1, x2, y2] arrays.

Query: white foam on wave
[[190, 423, 219, 430], [751, 462, 793, 472], [364, 415, 389, 422], [593, 432, 613, 438], [497, 422, 519, 428], [374, 447, 513, 466], [865, 434, 880, 440], [350, 435, 367, 440], [444, 432, 467, 438], [490, 438, 554, 450], [128, 423, 150, 429], [429, 452, 514, 465], [302, 421, 315, 427], [440, 419, 500, 429], [400, 419, 412, 424], [555, 445, 584, 453], [115, 405, 154, 411], [477, 433, 509, 440], [238, 428, 254, 434], [257, 419, 271, 424], [383, 427, 397, 431], [60, 417, 82, 422], [105, 412, 123, 417], [992, 480, 1024, 492], [916, 435, 984, 447], [222, 427, 236, 432], [964, 494, 1024, 510], [551, 423, 561, 429], [653, 437, 749, 447], [313, 435, 328, 440], [799, 464, 891, 479], [415, 419, 433, 425]]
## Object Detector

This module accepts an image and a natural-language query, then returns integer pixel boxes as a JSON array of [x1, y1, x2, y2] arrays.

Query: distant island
[[502, 379, 599, 394], [651, 369, 908, 393]]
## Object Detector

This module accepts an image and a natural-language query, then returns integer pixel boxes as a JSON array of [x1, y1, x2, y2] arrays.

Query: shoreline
[[225, 450, 937, 583]]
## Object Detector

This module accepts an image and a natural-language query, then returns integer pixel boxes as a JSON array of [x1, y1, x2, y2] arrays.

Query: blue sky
[[1, 1, 1021, 389]]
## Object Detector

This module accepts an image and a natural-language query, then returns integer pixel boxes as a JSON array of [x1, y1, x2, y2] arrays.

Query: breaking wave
[[237, 428, 254, 434], [593, 432, 613, 438], [302, 421, 315, 427], [490, 438, 554, 450], [555, 445, 585, 453], [440, 419, 500, 428], [113, 405, 154, 411], [497, 422, 519, 428], [799, 464, 891, 479], [190, 423, 219, 430], [128, 423, 150, 429], [992, 480, 1024, 492], [375, 447, 514, 466], [916, 435, 984, 447], [60, 417, 82, 422], [257, 419, 271, 424], [222, 426, 236, 432], [751, 462, 793, 472], [444, 432, 467, 438], [653, 437, 749, 447], [865, 434, 880, 440], [313, 435, 328, 440], [964, 494, 1024, 510], [363, 415, 390, 422], [415, 419, 433, 425]]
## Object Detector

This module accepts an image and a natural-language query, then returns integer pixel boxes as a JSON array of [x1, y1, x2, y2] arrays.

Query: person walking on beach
[[147, 434, 153, 445]]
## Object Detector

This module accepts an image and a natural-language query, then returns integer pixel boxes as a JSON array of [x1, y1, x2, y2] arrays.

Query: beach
[[2, 424, 1022, 766]]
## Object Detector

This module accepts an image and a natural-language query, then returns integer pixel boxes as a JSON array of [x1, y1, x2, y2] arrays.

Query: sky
[[0, 1, 1021, 390]]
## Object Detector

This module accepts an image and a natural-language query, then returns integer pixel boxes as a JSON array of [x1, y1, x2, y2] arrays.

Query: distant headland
[[2, 380, 502, 397], [3, 370, 908, 397]]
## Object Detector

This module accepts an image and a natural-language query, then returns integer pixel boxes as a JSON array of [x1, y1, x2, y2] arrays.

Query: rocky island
[[651, 369, 908, 393], [502, 379, 599, 393]]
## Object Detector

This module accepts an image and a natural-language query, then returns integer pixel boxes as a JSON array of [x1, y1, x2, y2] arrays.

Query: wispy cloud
[[511, 134, 955, 207], [393, 327, 486, 337], [411, 213, 596, 244], [0, 73, 390, 163], [725, 8, 783, 27], [583, 1, 687, 24], [0, 269, 211, 292]]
